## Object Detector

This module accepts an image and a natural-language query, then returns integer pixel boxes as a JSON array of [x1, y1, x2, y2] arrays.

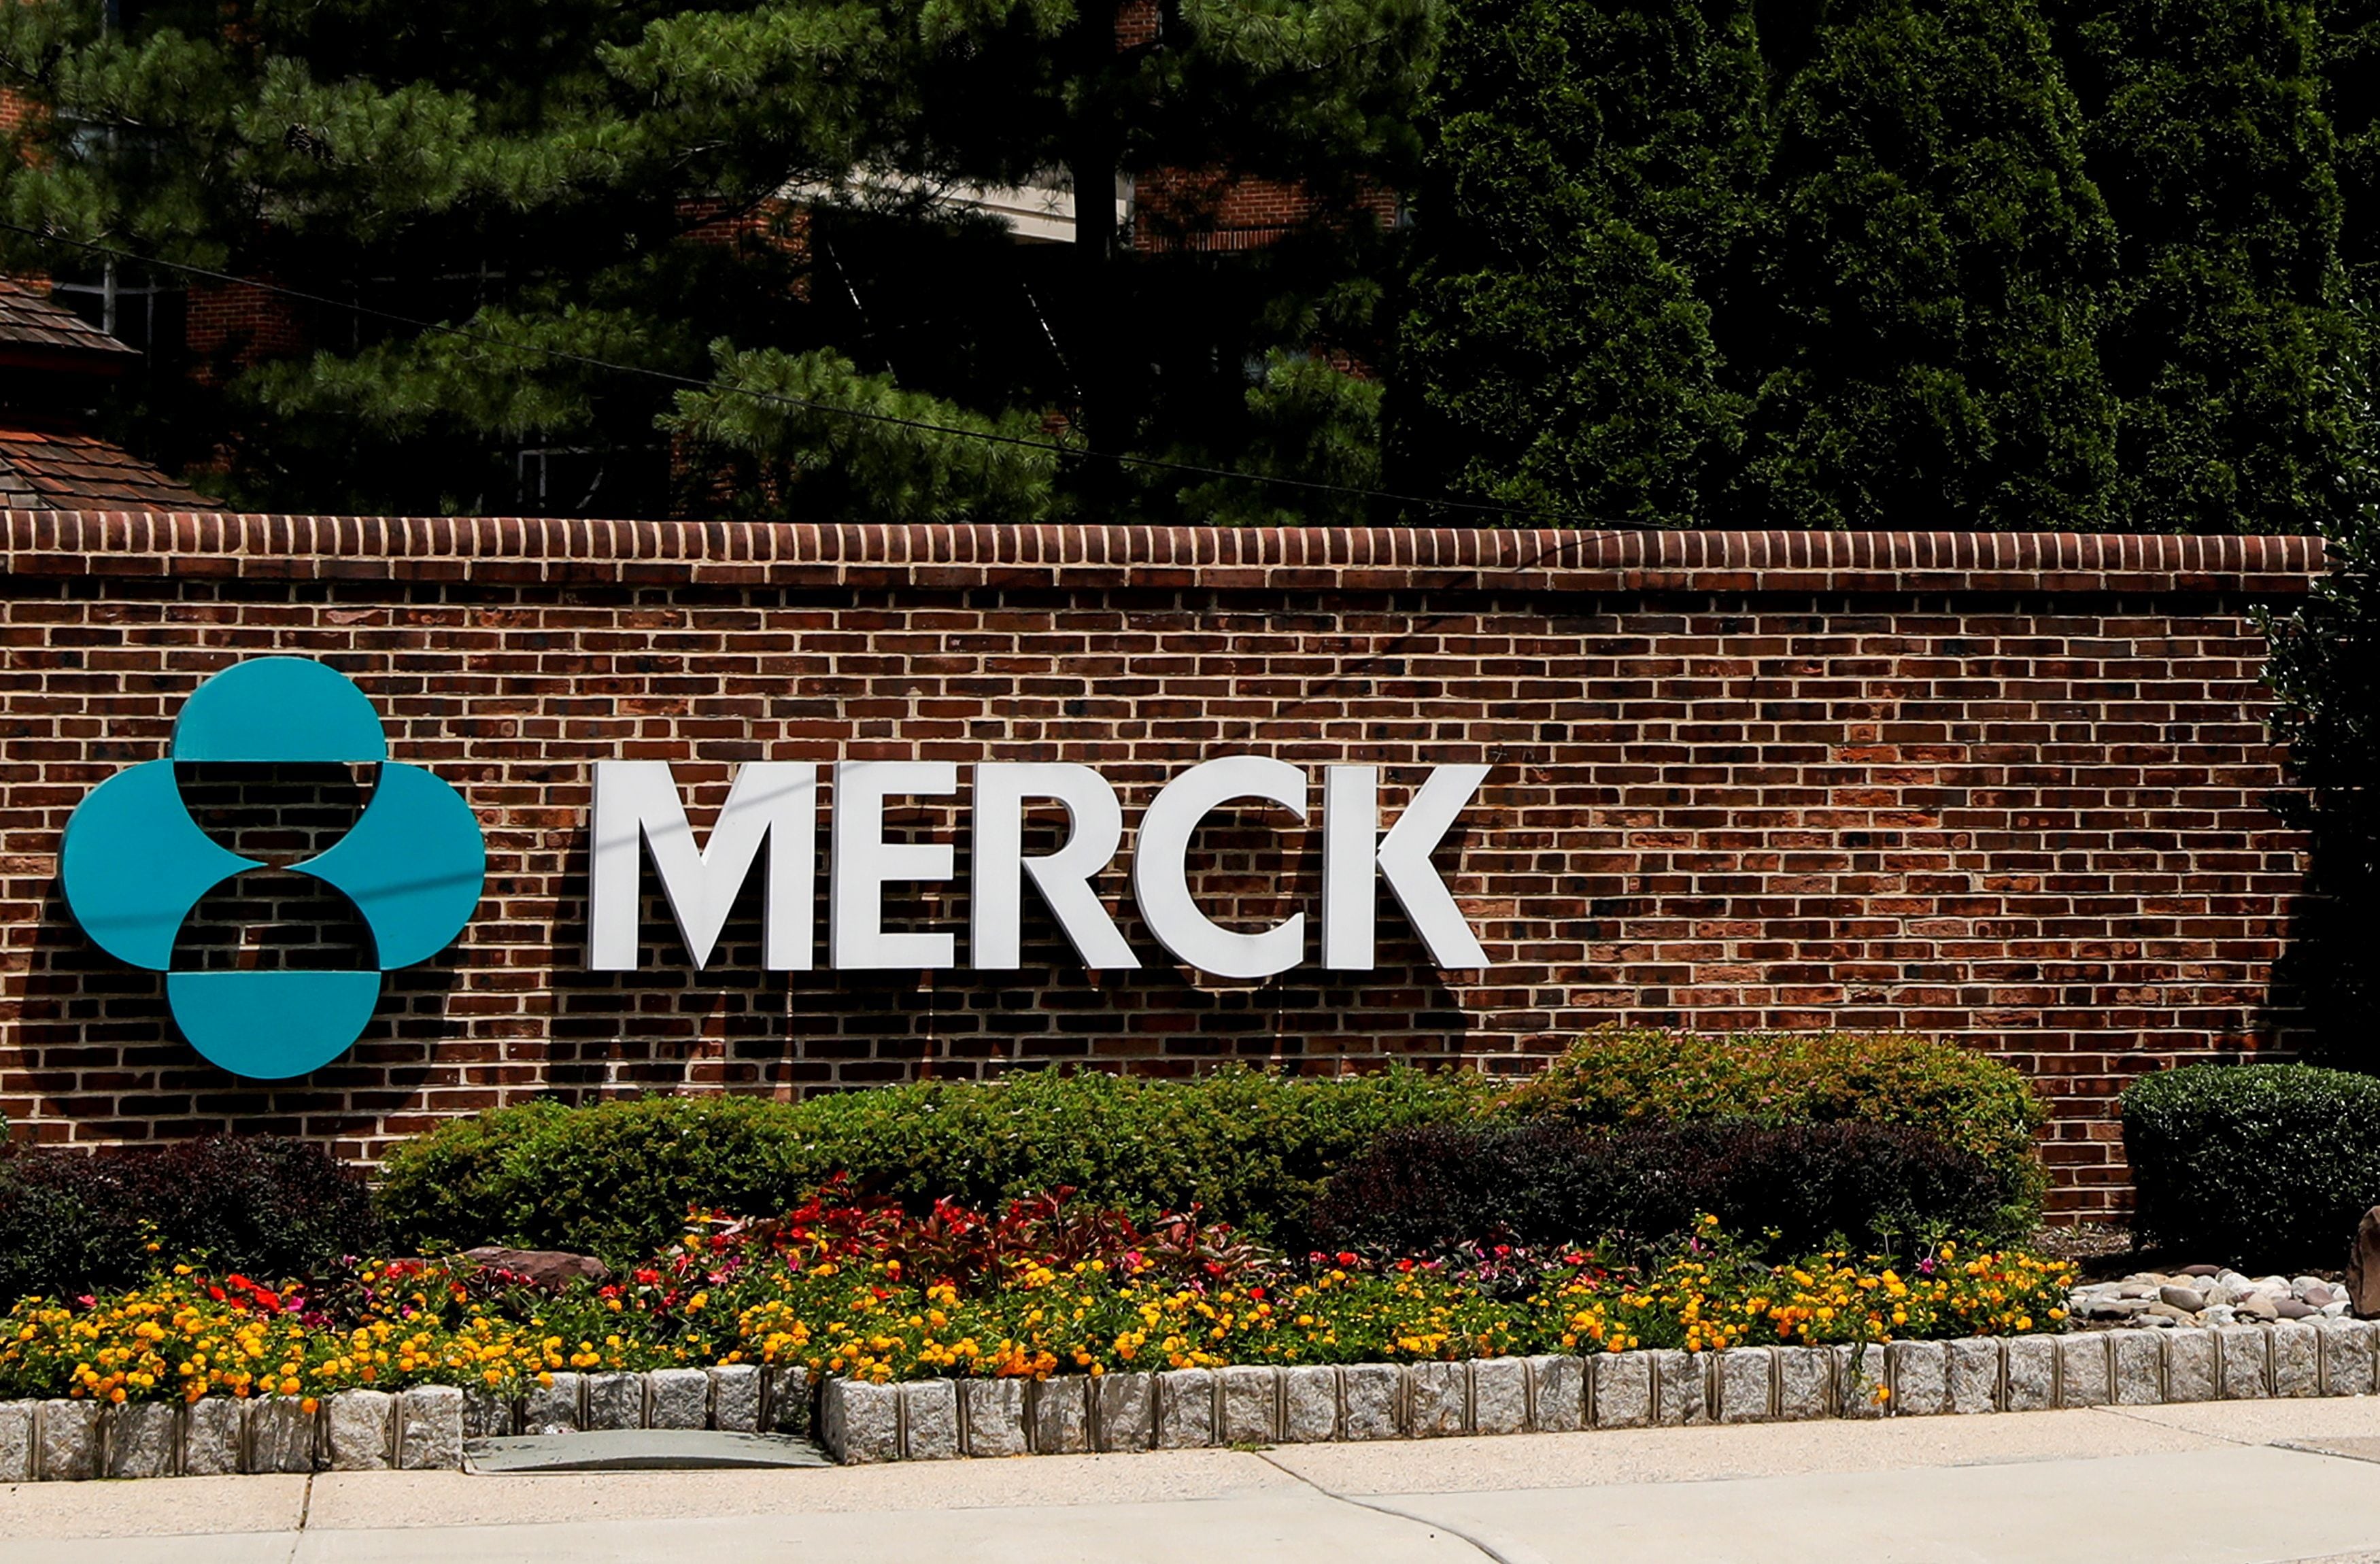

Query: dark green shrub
[[0, 1136, 379, 1304], [375, 1067, 1494, 1265], [2124, 1063, 2380, 1266], [1500, 1025, 2046, 1227], [1308, 1119, 2016, 1258]]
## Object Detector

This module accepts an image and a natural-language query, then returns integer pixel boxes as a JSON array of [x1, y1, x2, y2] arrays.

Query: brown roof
[[0, 420, 207, 511], [0, 279, 139, 371]]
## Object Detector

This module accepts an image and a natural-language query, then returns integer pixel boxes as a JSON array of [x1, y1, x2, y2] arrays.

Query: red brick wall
[[0, 516, 2328, 1218]]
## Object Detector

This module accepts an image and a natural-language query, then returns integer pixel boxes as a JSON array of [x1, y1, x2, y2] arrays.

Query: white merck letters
[[588, 760, 817, 970], [586, 755, 1492, 974]]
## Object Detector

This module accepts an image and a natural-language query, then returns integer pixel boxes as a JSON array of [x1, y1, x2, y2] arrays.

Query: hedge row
[[381, 1030, 2045, 1265], [2124, 1063, 2380, 1267], [0, 1137, 378, 1305]]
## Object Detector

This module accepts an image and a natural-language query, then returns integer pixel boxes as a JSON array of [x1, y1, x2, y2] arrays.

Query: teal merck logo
[[60, 658, 484, 1081]]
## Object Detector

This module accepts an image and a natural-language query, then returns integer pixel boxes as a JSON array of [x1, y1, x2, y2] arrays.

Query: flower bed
[[0, 1189, 2073, 1407]]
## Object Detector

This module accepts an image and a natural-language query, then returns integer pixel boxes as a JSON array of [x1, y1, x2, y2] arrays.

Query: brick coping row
[[0, 510, 2328, 594], [9, 1322, 2371, 1478]]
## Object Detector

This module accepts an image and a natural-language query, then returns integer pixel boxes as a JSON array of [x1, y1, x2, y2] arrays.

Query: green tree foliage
[[0, 0, 1431, 520], [2047, 0, 2356, 533], [1393, 0, 1762, 524], [2258, 326, 2380, 1048], [1735, 0, 2119, 531], [1396, 0, 2373, 536]]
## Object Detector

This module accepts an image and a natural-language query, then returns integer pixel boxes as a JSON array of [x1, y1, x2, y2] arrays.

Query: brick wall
[[0, 515, 2329, 1218]]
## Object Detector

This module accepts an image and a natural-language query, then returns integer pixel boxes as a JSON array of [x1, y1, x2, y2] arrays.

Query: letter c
[[1131, 755, 1306, 979]]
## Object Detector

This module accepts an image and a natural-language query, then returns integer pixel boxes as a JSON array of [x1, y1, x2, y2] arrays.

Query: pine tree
[[0, 0, 1432, 520], [1730, 0, 2120, 532], [2047, 0, 2356, 534], [1391, 0, 1764, 526]]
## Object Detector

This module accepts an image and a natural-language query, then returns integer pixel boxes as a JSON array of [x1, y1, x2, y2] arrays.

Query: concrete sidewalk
[[7, 1399, 2380, 1563]]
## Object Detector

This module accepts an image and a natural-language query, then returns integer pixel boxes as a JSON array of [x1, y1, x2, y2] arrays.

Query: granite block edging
[[13, 1323, 2380, 1478], [809, 1320, 2380, 1465], [0, 1363, 813, 1480]]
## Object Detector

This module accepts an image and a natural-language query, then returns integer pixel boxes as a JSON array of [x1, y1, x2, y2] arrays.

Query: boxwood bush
[[1500, 1026, 2046, 1227], [375, 1066, 1494, 1264], [2125, 1063, 2380, 1266], [1309, 1119, 2019, 1257], [0, 1136, 380, 1305]]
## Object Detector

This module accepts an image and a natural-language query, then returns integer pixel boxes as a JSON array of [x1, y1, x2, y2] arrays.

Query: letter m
[[587, 761, 817, 970]]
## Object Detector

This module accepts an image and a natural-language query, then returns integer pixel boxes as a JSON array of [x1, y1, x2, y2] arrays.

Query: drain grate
[[464, 1430, 832, 1473]]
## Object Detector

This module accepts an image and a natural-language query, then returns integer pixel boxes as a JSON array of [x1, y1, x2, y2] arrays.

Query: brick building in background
[[0, 282, 207, 511]]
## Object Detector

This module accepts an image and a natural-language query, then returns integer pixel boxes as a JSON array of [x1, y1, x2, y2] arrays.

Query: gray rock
[[2005, 1337, 2056, 1412], [2111, 1329, 2163, 1406], [0, 1401, 31, 1484], [1652, 1350, 1708, 1426], [1527, 1355, 1585, 1433], [463, 1387, 513, 1439], [1409, 1361, 1468, 1438], [1342, 1364, 1401, 1441], [184, 1397, 243, 1478], [1092, 1373, 1156, 1452], [460, 1247, 611, 1290], [1779, 1348, 1833, 1421], [1153, 1370, 1214, 1449], [648, 1368, 710, 1431], [1218, 1365, 1278, 1444], [37, 1399, 101, 1481], [2083, 1297, 2149, 1321], [521, 1373, 583, 1435], [583, 1372, 643, 1431], [1888, 1341, 1950, 1416], [247, 1397, 317, 1474], [102, 1401, 176, 1480], [1593, 1352, 1652, 1429], [2160, 1286, 2207, 1311], [1472, 1358, 1527, 1436], [326, 1389, 395, 1472], [2166, 1329, 2217, 1402], [2058, 1336, 2111, 1408], [2203, 1304, 2239, 1327], [398, 1385, 465, 1471], [964, 1378, 1028, 1459], [2277, 1300, 2319, 1321], [2203, 1285, 2239, 1308], [709, 1365, 762, 1433], [764, 1367, 810, 1435], [1718, 1348, 1772, 1423], [1282, 1365, 1338, 1443], [2179, 1263, 2221, 1277], [2323, 1319, 2379, 1397], [2274, 1319, 2320, 1397], [1948, 1338, 2001, 1414], [2145, 1303, 2198, 1323], [900, 1380, 959, 1461], [2220, 1325, 2272, 1399], [1032, 1377, 1091, 1454], [821, 1378, 898, 1463], [2304, 1283, 2339, 1309], [1834, 1344, 1887, 1418]]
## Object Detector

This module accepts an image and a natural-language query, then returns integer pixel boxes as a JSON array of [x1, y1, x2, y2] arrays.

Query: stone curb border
[[7, 1320, 2373, 1479], [0, 1365, 812, 1482], [0, 512, 2325, 597], [817, 1319, 2380, 1463]]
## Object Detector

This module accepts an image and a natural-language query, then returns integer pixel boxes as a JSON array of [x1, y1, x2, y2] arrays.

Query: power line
[[4, 222, 1625, 528]]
